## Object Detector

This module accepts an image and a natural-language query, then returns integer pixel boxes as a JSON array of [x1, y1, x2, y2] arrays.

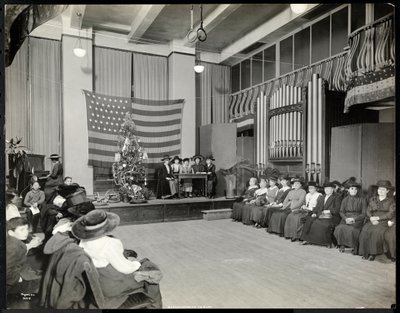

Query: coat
[[156, 164, 175, 198], [45, 162, 64, 188], [40, 233, 101, 309]]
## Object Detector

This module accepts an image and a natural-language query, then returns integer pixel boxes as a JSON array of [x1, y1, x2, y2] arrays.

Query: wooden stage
[[93, 197, 236, 225]]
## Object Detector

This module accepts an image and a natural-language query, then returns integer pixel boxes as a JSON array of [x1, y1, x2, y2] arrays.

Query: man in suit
[[300, 181, 342, 247]]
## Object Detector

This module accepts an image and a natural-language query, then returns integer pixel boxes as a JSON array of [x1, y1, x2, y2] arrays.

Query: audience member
[[6, 189, 21, 221], [333, 181, 366, 254], [241, 176, 268, 225], [358, 180, 395, 261], [285, 181, 321, 242], [24, 181, 45, 233], [231, 177, 259, 222], [252, 176, 279, 227]]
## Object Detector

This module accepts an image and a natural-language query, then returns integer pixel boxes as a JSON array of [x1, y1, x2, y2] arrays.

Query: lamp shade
[[290, 4, 308, 14], [73, 47, 86, 58], [194, 64, 204, 73]]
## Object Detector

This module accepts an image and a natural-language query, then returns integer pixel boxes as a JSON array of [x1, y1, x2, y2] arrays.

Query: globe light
[[73, 47, 86, 58], [290, 4, 308, 14], [194, 64, 205, 73]]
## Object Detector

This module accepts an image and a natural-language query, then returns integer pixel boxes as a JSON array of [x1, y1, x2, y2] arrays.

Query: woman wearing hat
[[71, 210, 162, 308], [300, 181, 342, 247], [268, 178, 306, 237], [231, 177, 259, 222], [333, 181, 367, 254], [205, 155, 217, 198], [285, 181, 321, 242], [180, 158, 194, 198], [156, 155, 177, 199], [44, 154, 64, 201], [191, 155, 205, 197], [241, 176, 269, 225], [262, 175, 292, 228], [358, 180, 395, 261], [171, 156, 183, 198], [251, 176, 279, 227]]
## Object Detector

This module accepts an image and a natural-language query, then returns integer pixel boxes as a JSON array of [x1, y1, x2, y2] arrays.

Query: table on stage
[[177, 173, 208, 197]]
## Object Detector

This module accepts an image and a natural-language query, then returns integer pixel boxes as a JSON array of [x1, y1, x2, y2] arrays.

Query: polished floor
[[112, 218, 396, 309]]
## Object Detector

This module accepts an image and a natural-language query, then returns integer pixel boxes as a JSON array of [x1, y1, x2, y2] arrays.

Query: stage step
[[202, 208, 232, 221]]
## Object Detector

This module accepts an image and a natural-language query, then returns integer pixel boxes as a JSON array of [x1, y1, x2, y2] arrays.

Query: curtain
[[199, 63, 231, 125], [5, 39, 29, 146], [132, 53, 168, 100], [94, 46, 132, 97], [29, 37, 62, 170]]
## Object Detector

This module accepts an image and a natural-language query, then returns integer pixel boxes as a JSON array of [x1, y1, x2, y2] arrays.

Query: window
[[280, 36, 293, 75], [294, 27, 310, 70], [231, 64, 240, 93], [311, 16, 330, 63], [374, 3, 393, 20], [241, 59, 251, 90], [251, 52, 263, 86], [331, 7, 349, 55], [263, 45, 276, 81], [351, 3, 365, 32]]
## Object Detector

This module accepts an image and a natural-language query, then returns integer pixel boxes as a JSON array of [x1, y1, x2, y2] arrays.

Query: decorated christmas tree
[[112, 113, 148, 202]]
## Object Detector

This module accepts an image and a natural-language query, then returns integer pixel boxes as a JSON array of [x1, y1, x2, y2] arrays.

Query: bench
[[202, 208, 232, 221]]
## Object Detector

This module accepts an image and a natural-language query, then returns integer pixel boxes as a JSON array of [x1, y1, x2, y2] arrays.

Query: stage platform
[[93, 197, 236, 225]]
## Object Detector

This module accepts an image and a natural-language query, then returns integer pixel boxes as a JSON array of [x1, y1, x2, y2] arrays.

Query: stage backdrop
[[83, 90, 184, 175]]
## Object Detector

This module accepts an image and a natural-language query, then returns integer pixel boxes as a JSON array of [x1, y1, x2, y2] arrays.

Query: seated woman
[[231, 177, 259, 222], [268, 178, 305, 237], [285, 181, 321, 242], [333, 181, 366, 254], [262, 175, 292, 228], [24, 181, 46, 233], [71, 210, 162, 308], [300, 181, 342, 247], [44, 154, 63, 201], [384, 215, 396, 262], [156, 155, 177, 199], [180, 158, 194, 198], [6, 189, 21, 221], [251, 176, 279, 228], [55, 177, 85, 199], [241, 177, 268, 226], [358, 180, 395, 261]]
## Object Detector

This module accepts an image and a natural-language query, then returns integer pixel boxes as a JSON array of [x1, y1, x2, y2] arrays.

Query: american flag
[[83, 90, 184, 173]]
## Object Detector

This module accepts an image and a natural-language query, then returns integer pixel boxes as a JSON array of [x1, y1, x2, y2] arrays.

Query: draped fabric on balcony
[[344, 13, 395, 112]]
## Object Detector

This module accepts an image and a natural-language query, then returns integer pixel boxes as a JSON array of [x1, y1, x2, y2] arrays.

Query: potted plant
[[6, 137, 30, 193], [219, 159, 257, 199]]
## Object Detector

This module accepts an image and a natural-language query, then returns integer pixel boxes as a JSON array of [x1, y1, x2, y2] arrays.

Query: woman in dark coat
[[191, 155, 205, 197], [262, 176, 292, 228], [156, 155, 176, 199], [268, 178, 305, 236], [44, 154, 64, 201], [384, 215, 396, 262], [300, 181, 342, 247], [205, 155, 217, 198], [241, 177, 268, 225], [231, 177, 259, 221], [251, 177, 279, 227], [358, 180, 395, 261], [333, 182, 367, 253]]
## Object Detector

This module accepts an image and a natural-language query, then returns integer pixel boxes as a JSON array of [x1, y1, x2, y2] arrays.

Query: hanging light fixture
[[194, 48, 204, 73], [290, 4, 308, 14], [73, 12, 86, 58]]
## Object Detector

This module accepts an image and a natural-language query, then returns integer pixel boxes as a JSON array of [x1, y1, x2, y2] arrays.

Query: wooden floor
[[112, 219, 396, 309]]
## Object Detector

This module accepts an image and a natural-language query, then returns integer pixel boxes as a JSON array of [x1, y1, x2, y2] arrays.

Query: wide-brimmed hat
[[331, 180, 341, 187], [6, 189, 18, 201], [172, 155, 182, 163], [205, 154, 215, 161], [48, 153, 61, 160], [192, 154, 204, 161], [68, 201, 95, 218], [182, 158, 190, 163], [268, 176, 278, 182], [308, 181, 317, 187], [71, 209, 120, 240], [323, 181, 335, 188], [258, 175, 268, 182], [347, 181, 362, 189], [373, 180, 394, 190], [161, 155, 172, 161], [291, 178, 303, 184]]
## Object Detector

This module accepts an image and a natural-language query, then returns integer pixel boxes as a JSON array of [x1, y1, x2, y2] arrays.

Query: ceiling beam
[[219, 4, 319, 63], [183, 4, 241, 47], [69, 5, 87, 29], [127, 5, 165, 43]]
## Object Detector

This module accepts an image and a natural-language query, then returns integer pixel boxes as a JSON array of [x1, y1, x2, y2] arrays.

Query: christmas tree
[[112, 113, 148, 201]]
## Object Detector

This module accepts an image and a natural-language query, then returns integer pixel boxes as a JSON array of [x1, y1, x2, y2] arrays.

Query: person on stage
[[156, 155, 177, 199], [205, 155, 217, 198], [180, 158, 194, 198], [191, 155, 205, 197], [44, 154, 64, 201], [171, 156, 183, 198]]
